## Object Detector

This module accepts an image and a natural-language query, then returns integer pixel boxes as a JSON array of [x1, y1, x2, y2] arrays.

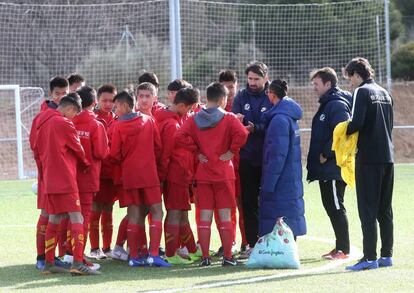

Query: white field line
[[141, 236, 362, 293]]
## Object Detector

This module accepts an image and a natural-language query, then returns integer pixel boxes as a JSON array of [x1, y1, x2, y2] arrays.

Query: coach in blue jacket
[[259, 79, 306, 238], [307, 67, 352, 260], [232, 61, 272, 251]]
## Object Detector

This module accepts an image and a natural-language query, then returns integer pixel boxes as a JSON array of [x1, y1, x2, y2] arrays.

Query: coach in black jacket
[[307, 67, 352, 260], [344, 57, 394, 271]]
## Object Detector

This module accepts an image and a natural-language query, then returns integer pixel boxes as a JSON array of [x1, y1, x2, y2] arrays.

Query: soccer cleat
[[42, 262, 69, 274], [36, 259, 45, 270], [128, 257, 148, 267], [103, 248, 113, 258], [147, 255, 172, 267], [111, 245, 129, 261], [322, 250, 349, 260], [377, 257, 393, 267], [214, 246, 224, 257], [84, 259, 101, 271], [54, 257, 71, 269], [188, 250, 202, 262], [165, 255, 193, 265], [62, 254, 74, 264], [176, 247, 190, 259], [238, 247, 253, 259], [199, 257, 212, 267], [70, 261, 102, 276], [346, 259, 379, 271], [222, 257, 239, 267], [87, 249, 107, 260], [158, 246, 165, 256]]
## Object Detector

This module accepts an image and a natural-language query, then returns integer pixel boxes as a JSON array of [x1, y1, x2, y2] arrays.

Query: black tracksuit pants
[[239, 159, 262, 247], [319, 180, 350, 254], [355, 163, 394, 260]]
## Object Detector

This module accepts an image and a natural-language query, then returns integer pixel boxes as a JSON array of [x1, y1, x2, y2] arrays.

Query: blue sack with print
[[246, 218, 300, 269]]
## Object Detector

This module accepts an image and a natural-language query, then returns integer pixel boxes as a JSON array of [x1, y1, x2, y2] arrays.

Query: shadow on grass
[[0, 256, 328, 291]]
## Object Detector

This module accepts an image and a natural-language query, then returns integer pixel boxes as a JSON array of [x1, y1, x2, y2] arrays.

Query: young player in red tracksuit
[[137, 72, 166, 116], [110, 90, 171, 267], [34, 94, 99, 275], [30, 76, 69, 270], [156, 88, 199, 265], [218, 69, 248, 255], [88, 84, 121, 260], [176, 82, 248, 266], [73, 86, 109, 262]]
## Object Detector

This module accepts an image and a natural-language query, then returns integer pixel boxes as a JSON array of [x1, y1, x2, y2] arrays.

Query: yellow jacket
[[331, 121, 358, 188]]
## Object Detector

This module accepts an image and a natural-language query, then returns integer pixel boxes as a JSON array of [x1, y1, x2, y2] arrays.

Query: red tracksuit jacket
[[156, 109, 195, 185], [35, 110, 89, 194], [73, 110, 109, 193], [175, 108, 248, 183], [110, 112, 161, 189], [95, 109, 116, 180]]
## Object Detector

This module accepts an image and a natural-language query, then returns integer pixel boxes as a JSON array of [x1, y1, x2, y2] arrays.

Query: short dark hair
[[245, 61, 268, 77], [269, 79, 288, 98], [219, 69, 237, 83], [67, 73, 85, 86], [167, 79, 192, 92], [113, 90, 135, 110], [310, 67, 338, 86], [206, 82, 228, 103], [59, 93, 82, 113], [49, 76, 69, 92], [138, 72, 159, 89], [344, 57, 374, 80], [136, 82, 157, 96], [97, 84, 117, 98], [77, 86, 97, 109], [174, 88, 199, 106]]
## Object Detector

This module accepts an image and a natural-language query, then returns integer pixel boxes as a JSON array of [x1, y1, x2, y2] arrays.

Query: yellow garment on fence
[[332, 121, 358, 188]]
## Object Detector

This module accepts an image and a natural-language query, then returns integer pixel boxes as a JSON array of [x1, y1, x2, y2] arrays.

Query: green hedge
[[392, 42, 414, 80]]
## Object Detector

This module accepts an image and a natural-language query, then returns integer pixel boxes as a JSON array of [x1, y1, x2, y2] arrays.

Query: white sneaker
[[86, 249, 107, 260], [111, 245, 129, 261], [83, 259, 101, 271], [238, 246, 253, 259], [231, 242, 238, 255], [176, 247, 189, 259], [62, 254, 74, 264], [103, 249, 113, 258]]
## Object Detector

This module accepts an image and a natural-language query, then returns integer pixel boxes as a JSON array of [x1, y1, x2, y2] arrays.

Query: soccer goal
[[0, 85, 44, 179]]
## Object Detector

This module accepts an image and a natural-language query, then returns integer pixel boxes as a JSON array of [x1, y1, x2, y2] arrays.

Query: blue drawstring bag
[[246, 218, 300, 269]]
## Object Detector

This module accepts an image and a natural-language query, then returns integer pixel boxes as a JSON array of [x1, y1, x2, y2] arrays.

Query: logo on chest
[[319, 114, 325, 121], [244, 104, 251, 111], [261, 107, 267, 113]]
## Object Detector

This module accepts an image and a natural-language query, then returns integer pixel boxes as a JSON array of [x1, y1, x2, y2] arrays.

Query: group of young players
[[30, 68, 252, 275]]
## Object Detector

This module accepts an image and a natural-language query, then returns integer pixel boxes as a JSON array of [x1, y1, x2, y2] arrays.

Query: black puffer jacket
[[307, 86, 352, 181]]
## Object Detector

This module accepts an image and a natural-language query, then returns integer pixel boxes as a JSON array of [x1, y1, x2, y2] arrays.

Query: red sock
[[219, 221, 233, 259], [89, 210, 101, 250], [197, 221, 211, 258], [81, 209, 91, 255], [127, 223, 139, 259], [45, 222, 58, 264], [179, 223, 197, 253], [57, 217, 68, 257], [195, 207, 200, 243], [137, 224, 147, 257], [116, 216, 128, 246], [164, 223, 179, 257], [101, 211, 113, 251], [66, 222, 73, 255], [36, 215, 48, 258], [231, 208, 237, 243], [149, 220, 162, 256], [70, 222, 84, 263]]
